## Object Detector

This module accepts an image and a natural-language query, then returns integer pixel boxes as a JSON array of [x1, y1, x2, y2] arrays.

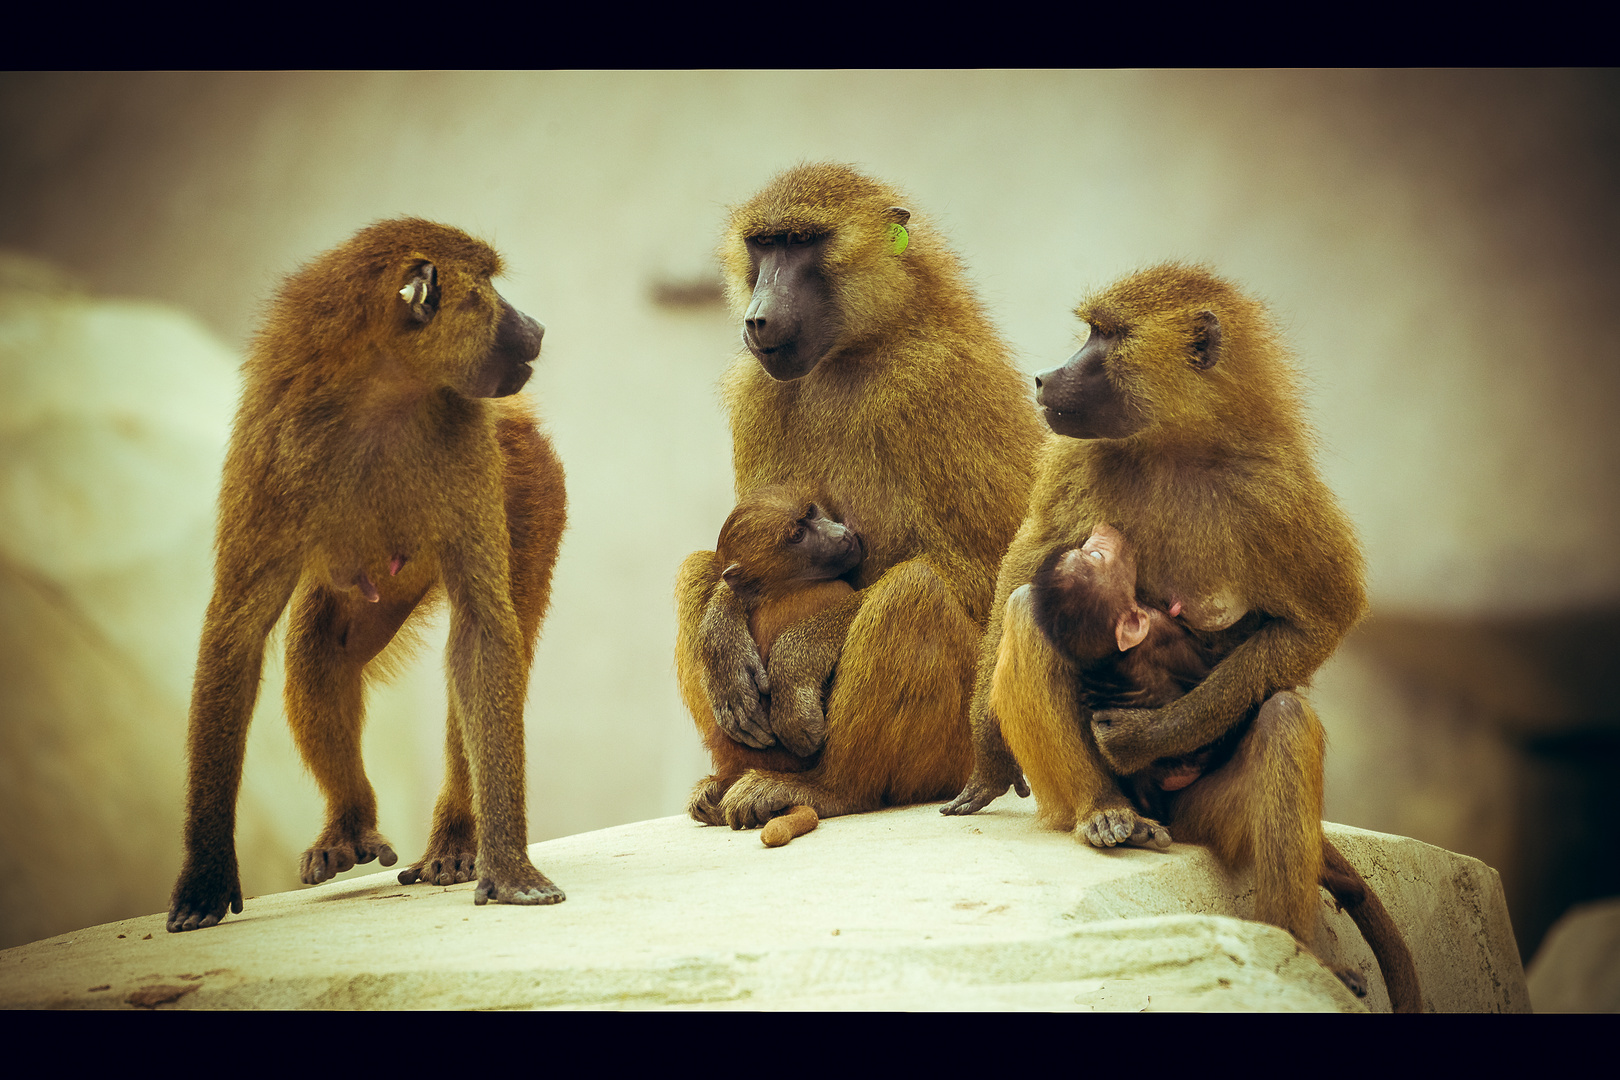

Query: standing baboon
[[675, 163, 1045, 830], [167, 219, 567, 932], [687, 484, 864, 825], [945, 263, 1421, 1011]]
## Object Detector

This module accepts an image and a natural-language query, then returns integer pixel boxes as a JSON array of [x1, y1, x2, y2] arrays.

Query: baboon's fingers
[[721, 776, 794, 830], [299, 850, 333, 885], [166, 899, 230, 933], [397, 867, 422, 885], [168, 909, 219, 933], [426, 857, 467, 886], [1080, 808, 1140, 848], [473, 870, 566, 906], [377, 844, 398, 868], [1127, 818, 1172, 850], [713, 699, 773, 749]]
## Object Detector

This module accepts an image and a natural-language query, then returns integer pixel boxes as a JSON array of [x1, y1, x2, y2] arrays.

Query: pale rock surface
[[0, 804, 1526, 1011], [1526, 897, 1620, 1013]]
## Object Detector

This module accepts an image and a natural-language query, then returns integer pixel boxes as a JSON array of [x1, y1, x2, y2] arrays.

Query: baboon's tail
[[1321, 838, 1423, 1013]]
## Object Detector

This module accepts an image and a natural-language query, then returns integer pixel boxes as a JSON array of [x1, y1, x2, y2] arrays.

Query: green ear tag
[[889, 223, 909, 255]]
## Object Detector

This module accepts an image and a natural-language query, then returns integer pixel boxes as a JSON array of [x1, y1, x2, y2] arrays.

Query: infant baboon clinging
[[1025, 523, 1224, 823], [167, 218, 567, 932], [686, 484, 863, 839]]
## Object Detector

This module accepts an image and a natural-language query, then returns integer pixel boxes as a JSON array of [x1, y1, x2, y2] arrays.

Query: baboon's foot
[[687, 775, 730, 826], [299, 826, 398, 885], [720, 771, 848, 830], [167, 858, 243, 933], [473, 858, 566, 906], [719, 772, 798, 829], [1079, 807, 1171, 851], [398, 846, 478, 887], [399, 817, 477, 886]]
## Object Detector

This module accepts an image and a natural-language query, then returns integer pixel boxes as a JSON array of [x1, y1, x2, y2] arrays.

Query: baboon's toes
[[473, 873, 565, 906]]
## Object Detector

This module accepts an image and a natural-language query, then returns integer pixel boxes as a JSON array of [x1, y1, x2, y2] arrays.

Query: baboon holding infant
[[946, 263, 1421, 1010], [168, 219, 566, 932], [676, 163, 1045, 830]]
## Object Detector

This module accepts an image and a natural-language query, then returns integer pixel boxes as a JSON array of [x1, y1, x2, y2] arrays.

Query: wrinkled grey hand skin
[[700, 586, 773, 749], [1081, 806, 1172, 850]]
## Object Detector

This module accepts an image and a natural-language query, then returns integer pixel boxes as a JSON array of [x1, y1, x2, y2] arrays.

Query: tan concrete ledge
[[0, 803, 1527, 1011]]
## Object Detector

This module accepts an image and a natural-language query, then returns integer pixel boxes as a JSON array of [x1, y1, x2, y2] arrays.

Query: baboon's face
[[468, 295, 544, 398], [1033, 328, 1149, 441], [740, 231, 843, 381]]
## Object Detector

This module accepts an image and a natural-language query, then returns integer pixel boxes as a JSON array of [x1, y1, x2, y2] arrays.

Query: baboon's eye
[[788, 526, 806, 544], [803, 504, 819, 519]]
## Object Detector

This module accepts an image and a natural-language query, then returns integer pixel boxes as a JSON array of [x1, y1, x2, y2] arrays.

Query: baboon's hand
[[769, 680, 828, 758], [1080, 806, 1171, 850], [941, 765, 1030, 816], [700, 593, 772, 749], [1090, 707, 1161, 775], [167, 861, 243, 933]]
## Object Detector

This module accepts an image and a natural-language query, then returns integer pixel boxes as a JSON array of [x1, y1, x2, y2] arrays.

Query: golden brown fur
[[167, 218, 567, 932], [948, 264, 1420, 1011], [688, 484, 854, 822], [676, 163, 1045, 830], [714, 484, 855, 665]]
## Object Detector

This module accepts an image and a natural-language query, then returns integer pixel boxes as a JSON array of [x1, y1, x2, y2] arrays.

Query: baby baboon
[[1025, 524, 1224, 823], [675, 163, 1045, 830], [686, 484, 865, 828], [718, 484, 865, 668], [167, 219, 567, 932], [949, 264, 1421, 1011]]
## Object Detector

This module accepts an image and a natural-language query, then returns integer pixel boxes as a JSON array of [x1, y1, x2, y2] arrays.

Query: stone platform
[[0, 802, 1527, 1011]]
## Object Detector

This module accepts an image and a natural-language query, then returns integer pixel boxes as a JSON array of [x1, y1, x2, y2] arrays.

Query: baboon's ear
[[399, 261, 440, 325], [1190, 310, 1221, 371], [1116, 605, 1152, 652], [883, 207, 912, 255]]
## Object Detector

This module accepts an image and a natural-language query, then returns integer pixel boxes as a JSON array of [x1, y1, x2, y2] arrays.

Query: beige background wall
[[2, 70, 1616, 952]]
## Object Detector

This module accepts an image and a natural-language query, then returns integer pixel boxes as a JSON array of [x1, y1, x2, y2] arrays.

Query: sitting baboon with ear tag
[[674, 163, 1045, 831], [945, 263, 1422, 1012], [167, 218, 567, 933]]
